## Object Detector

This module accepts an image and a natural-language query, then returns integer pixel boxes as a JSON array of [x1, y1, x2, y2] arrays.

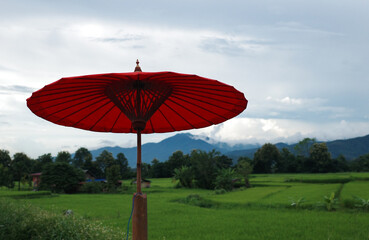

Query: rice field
[[1, 172, 369, 240]]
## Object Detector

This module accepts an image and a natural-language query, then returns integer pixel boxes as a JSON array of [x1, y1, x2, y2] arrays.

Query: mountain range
[[90, 133, 369, 167]]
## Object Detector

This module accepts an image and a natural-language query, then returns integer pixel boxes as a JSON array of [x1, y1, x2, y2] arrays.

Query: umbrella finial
[[134, 59, 142, 72]]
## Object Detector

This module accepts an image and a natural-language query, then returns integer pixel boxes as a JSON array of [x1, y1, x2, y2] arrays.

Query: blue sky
[[1, 0, 368, 158]]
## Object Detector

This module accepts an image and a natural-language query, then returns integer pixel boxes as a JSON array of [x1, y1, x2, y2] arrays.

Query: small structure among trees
[[30, 172, 42, 190]]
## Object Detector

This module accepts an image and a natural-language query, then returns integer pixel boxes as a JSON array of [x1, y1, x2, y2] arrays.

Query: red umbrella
[[27, 60, 247, 240]]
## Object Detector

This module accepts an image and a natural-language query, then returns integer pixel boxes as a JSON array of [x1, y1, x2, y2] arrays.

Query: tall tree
[[150, 158, 169, 178], [0, 149, 11, 167], [0, 163, 13, 188], [215, 153, 233, 169], [11, 153, 32, 190], [106, 165, 122, 191], [32, 153, 53, 173], [190, 150, 218, 189], [279, 148, 299, 173], [166, 151, 190, 174], [236, 158, 253, 188], [253, 143, 281, 173], [41, 162, 84, 193], [116, 152, 132, 179], [350, 153, 369, 172], [55, 151, 72, 164], [294, 138, 316, 157], [96, 150, 115, 176], [309, 143, 333, 173], [73, 147, 92, 168]]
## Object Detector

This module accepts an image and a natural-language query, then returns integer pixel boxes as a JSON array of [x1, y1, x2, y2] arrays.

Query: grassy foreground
[[1, 173, 369, 239]]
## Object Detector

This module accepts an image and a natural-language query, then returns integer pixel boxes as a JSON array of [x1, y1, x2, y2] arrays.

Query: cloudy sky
[[1, 0, 368, 158]]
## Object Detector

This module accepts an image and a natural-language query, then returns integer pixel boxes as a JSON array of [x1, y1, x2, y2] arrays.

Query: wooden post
[[132, 193, 147, 240], [132, 130, 148, 240]]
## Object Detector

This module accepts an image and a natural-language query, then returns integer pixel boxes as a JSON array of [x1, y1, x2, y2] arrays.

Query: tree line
[[1, 137, 369, 192]]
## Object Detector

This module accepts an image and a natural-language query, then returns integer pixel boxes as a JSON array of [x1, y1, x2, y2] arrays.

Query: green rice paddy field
[[2, 173, 369, 240]]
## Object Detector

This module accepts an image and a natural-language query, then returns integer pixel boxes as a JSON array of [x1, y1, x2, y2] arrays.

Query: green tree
[[40, 162, 84, 193], [11, 153, 32, 190], [106, 165, 122, 192], [166, 151, 190, 174], [309, 143, 333, 173], [150, 158, 169, 178], [116, 152, 132, 179], [215, 154, 233, 169], [0, 163, 13, 188], [350, 153, 369, 172], [253, 143, 281, 173], [173, 166, 193, 188], [32, 153, 53, 173], [73, 147, 92, 168], [279, 148, 299, 173], [55, 151, 72, 164], [0, 149, 11, 167], [332, 154, 349, 172], [141, 162, 151, 178], [190, 150, 218, 189], [96, 150, 115, 176], [236, 158, 253, 188], [294, 138, 316, 157], [82, 158, 104, 179], [215, 168, 235, 191]]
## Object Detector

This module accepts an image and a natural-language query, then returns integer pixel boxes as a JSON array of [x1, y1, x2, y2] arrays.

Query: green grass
[[259, 184, 342, 206], [1, 174, 369, 239], [341, 181, 369, 199], [207, 186, 287, 205]]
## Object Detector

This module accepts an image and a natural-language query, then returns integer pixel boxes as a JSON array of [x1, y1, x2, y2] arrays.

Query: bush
[[173, 166, 193, 188], [80, 182, 103, 193], [215, 189, 227, 195], [215, 168, 235, 192], [178, 194, 215, 208], [0, 198, 125, 240]]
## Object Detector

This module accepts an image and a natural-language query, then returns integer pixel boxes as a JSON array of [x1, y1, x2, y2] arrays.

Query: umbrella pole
[[132, 129, 148, 240], [137, 130, 142, 193]]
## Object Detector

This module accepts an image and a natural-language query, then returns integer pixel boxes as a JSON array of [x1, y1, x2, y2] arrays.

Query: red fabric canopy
[[27, 71, 247, 134]]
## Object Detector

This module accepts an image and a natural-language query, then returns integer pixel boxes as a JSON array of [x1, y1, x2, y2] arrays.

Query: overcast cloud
[[0, 1, 368, 158]]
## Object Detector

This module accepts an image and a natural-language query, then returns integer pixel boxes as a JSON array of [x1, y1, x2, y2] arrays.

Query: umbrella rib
[[31, 89, 103, 104], [161, 102, 196, 129], [59, 98, 112, 125], [149, 118, 155, 133], [172, 92, 241, 113], [43, 95, 108, 119], [34, 93, 106, 114], [34, 85, 107, 96], [174, 85, 240, 94], [165, 97, 215, 124], [89, 104, 117, 130], [157, 108, 176, 131], [168, 95, 228, 121], [175, 89, 244, 106], [32, 91, 105, 110], [73, 100, 113, 127], [175, 86, 245, 100], [145, 88, 172, 120], [110, 111, 123, 132]]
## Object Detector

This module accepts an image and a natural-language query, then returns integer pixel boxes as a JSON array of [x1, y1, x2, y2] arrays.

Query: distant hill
[[226, 134, 369, 161], [326, 134, 369, 159], [90, 133, 369, 166], [91, 133, 257, 166]]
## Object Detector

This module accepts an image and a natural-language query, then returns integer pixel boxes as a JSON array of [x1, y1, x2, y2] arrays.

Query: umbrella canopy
[[27, 61, 248, 240], [27, 63, 247, 133]]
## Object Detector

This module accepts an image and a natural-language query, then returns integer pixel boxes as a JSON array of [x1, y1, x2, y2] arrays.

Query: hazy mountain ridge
[[90, 133, 369, 167]]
